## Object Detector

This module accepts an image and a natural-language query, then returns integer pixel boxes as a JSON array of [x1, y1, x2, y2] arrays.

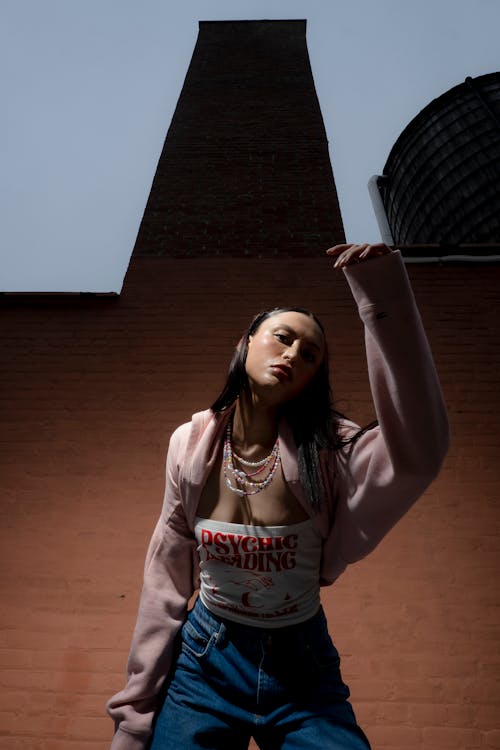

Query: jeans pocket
[[181, 617, 219, 659], [299, 635, 351, 703], [304, 631, 341, 671]]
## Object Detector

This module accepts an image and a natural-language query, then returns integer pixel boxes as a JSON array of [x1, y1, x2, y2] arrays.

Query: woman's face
[[244, 311, 325, 405]]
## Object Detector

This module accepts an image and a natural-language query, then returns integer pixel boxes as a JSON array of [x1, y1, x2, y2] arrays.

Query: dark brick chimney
[[132, 20, 345, 257]]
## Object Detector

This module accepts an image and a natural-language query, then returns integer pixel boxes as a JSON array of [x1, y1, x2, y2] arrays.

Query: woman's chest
[[197, 450, 310, 526]]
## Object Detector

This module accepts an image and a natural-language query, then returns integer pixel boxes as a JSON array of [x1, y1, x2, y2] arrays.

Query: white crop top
[[194, 516, 322, 628]]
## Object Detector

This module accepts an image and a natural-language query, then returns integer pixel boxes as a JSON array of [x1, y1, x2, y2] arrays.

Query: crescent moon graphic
[[241, 592, 263, 609]]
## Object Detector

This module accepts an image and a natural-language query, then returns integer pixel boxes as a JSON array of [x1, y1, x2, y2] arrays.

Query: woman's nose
[[283, 342, 299, 362]]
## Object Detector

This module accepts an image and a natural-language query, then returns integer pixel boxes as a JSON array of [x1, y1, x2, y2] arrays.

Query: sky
[[1, 0, 499, 292]]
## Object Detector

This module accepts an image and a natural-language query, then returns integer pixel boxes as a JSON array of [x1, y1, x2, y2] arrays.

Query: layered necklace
[[223, 422, 281, 497]]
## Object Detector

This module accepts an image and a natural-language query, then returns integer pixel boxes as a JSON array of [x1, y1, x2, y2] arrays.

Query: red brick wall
[[1, 256, 499, 749]]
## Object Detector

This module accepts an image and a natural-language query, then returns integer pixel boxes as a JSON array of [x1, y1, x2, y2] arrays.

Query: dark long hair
[[211, 307, 376, 513]]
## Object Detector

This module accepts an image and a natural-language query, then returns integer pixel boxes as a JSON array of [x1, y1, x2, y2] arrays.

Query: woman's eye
[[274, 332, 290, 343]]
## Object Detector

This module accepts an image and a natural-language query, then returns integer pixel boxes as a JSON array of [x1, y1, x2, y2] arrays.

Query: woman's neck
[[231, 392, 278, 455]]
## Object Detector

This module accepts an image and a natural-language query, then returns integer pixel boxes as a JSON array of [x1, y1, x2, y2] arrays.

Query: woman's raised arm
[[320, 245, 450, 583]]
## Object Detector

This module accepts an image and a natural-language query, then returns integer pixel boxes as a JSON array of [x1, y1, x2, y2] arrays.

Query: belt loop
[[261, 631, 273, 654], [216, 620, 227, 647]]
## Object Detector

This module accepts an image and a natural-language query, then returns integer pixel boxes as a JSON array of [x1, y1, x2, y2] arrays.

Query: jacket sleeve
[[321, 250, 450, 584], [106, 422, 196, 750]]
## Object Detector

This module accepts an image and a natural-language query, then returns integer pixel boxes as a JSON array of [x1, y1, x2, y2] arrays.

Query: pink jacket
[[106, 251, 450, 750]]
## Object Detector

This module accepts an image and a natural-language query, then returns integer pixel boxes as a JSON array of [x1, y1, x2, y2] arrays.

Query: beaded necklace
[[223, 423, 281, 497]]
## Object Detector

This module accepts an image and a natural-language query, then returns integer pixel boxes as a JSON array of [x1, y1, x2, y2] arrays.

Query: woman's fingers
[[327, 244, 367, 268], [325, 243, 366, 257], [326, 243, 392, 268]]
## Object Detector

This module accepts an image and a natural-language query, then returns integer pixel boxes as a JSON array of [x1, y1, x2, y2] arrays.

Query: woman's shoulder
[[335, 416, 361, 442], [328, 416, 380, 465], [169, 408, 227, 458], [170, 408, 213, 443]]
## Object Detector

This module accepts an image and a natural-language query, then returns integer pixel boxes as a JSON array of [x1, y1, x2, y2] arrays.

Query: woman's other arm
[[106, 422, 196, 750]]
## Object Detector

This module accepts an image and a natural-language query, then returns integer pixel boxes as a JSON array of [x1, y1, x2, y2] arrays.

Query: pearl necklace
[[231, 449, 270, 468], [223, 424, 281, 497]]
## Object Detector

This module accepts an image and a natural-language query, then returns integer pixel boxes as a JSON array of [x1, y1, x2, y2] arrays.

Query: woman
[[106, 243, 449, 750]]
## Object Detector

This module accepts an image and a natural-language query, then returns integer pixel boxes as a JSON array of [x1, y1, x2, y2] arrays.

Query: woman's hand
[[326, 243, 393, 269]]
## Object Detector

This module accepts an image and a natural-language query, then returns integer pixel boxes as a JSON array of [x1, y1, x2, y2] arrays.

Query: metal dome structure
[[375, 72, 500, 248]]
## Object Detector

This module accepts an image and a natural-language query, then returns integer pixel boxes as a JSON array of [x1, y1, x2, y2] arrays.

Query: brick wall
[[1, 256, 499, 749]]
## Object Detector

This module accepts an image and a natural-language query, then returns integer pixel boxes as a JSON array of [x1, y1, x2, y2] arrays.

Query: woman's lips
[[269, 364, 292, 382]]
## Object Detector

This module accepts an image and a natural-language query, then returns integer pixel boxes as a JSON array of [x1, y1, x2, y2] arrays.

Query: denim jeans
[[149, 597, 371, 750]]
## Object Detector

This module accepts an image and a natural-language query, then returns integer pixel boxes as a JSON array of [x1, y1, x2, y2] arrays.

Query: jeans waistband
[[190, 596, 326, 645]]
